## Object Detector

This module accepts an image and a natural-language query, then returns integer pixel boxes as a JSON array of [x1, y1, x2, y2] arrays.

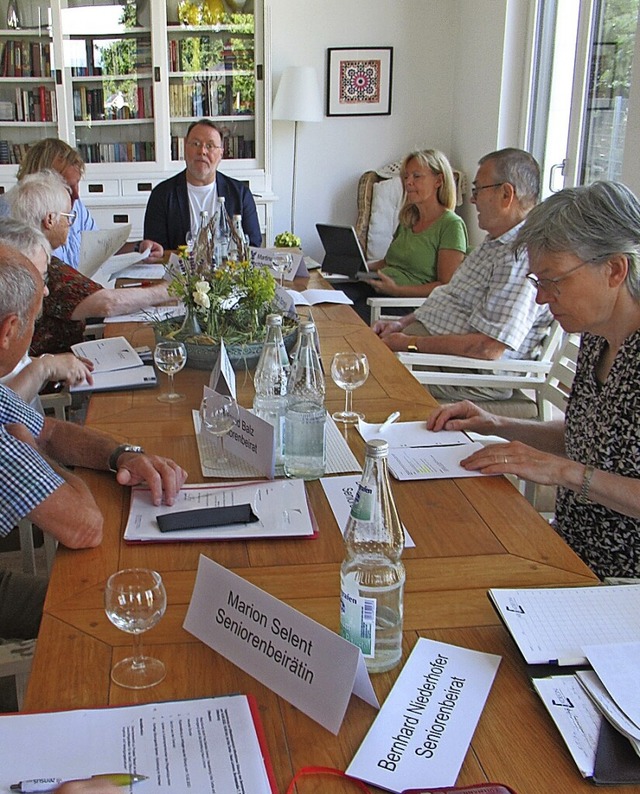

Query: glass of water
[[154, 340, 187, 402], [104, 568, 167, 689], [200, 393, 240, 468], [331, 352, 369, 423]]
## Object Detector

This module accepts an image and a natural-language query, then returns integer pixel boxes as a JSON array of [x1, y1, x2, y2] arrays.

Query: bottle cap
[[365, 438, 389, 458], [299, 320, 316, 332], [266, 313, 283, 326]]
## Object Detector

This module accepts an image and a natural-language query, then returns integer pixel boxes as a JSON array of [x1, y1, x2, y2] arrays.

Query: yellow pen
[[11, 773, 148, 792]]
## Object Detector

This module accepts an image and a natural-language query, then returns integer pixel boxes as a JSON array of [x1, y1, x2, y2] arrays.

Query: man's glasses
[[59, 211, 77, 226], [187, 140, 223, 152], [526, 259, 597, 297], [470, 182, 504, 199]]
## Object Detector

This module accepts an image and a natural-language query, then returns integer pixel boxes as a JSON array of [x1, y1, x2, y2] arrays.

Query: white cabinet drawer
[[89, 206, 146, 240], [80, 180, 120, 199], [122, 178, 160, 197]]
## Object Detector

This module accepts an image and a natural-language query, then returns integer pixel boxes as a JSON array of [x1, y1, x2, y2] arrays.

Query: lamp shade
[[272, 66, 323, 122]]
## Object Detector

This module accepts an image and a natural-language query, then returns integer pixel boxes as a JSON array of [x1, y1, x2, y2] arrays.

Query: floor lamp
[[272, 66, 323, 235]]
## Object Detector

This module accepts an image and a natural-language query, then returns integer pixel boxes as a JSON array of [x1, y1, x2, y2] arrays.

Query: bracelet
[[577, 464, 595, 503], [407, 337, 419, 353]]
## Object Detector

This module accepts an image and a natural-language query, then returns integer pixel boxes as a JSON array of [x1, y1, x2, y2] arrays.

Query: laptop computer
[[315, 223, 380, 281]]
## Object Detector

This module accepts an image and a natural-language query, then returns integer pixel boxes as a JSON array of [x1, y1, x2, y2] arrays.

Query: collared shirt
[[52, 198, 97, 270], [0, 385, 64, 536], [414, 223, 553, 360]]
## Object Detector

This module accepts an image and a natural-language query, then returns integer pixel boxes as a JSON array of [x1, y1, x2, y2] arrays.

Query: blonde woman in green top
[[345, 150, 468, 321]]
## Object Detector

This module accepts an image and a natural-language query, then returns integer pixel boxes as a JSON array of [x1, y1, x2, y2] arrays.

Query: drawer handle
[[113, 215, 129, 224], [137, 182, 152, 192], [88, 184, 104, 193]]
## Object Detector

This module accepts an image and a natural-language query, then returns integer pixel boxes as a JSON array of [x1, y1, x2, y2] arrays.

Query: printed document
[[387, 442, 487, 480], [0, 696, 276, 793]]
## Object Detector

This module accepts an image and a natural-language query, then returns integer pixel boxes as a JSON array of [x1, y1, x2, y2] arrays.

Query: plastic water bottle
[[340, 438, 405, 672], [253, 314, 289, 470], [214, 196, 231, 266], [283, 320, 326, 480]]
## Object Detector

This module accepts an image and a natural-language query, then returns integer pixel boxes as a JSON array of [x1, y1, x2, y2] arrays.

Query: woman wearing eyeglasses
[[5, 172, 173, 355], [342, 149, 468, 322], [427, 181, 640, 580]]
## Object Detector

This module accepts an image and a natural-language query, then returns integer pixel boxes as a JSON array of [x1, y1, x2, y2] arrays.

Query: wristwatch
[[108, 443, 145, 472], [407, 338, 419, 353]]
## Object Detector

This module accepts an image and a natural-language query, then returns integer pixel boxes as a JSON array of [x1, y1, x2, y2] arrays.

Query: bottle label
[[340, 572, 376, 658], [350, 483, 376, 522]]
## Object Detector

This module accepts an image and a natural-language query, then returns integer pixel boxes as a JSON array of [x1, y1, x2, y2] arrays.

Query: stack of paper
[[357, 419, 487, 481], [490, 584, 640, 781], [70, 336, 156, 392]]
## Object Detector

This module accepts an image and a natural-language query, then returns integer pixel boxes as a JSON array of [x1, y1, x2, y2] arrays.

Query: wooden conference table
[[25, 272, 616, 794]]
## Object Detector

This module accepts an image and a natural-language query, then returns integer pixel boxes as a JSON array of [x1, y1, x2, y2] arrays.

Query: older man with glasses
[[143, 118, 262, 251], [374, 147, 553, 402]]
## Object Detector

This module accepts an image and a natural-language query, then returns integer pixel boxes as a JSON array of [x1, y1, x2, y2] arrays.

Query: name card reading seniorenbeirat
[[183, 555, 378, 734]]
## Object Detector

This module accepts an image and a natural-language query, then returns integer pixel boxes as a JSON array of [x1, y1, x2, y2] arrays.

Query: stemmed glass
[[200, 393, 240, 468], [104, 568, 167, 689], [272, 252, 292, 287], [331, 352, 369, 424], [154, 340, 187, 403]]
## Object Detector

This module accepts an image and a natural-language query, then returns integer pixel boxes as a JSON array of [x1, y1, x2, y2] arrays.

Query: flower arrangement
[[162, 255, 279, 347], [274, 231, 302, 248]]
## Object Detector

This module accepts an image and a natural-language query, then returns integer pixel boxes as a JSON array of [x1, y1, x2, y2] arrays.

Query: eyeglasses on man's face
[[470, 182, 504, 200], [186, 140, 224, 153], [526, 259, 598, 297], [59, 211, 77, 226]]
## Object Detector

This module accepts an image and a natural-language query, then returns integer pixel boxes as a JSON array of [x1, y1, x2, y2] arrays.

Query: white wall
[[268, 0, 529, 259], [270, 0, 459, 260]]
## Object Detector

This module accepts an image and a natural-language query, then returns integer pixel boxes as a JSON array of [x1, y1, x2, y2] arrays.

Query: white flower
[[193, 290, 211, 309], [194, 280, 211, 294]]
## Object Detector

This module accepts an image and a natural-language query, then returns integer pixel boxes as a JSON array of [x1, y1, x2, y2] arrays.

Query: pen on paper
[[379, 411, 400, 433], [11, 773, 148, 793]]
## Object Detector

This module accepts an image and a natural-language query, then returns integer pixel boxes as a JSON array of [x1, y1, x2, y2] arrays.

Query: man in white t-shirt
[[143, 119, 262, 250]]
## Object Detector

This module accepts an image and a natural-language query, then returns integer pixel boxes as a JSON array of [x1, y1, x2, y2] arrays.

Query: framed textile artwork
[[326, 47, 393, 117]]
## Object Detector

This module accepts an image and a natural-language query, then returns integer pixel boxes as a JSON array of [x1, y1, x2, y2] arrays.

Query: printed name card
[[346, 638, 501, 793], [249, 246, 309, 280], [209, 338, 236, 398], [202, 386, 276, 479], [183, 555, 379, 734]]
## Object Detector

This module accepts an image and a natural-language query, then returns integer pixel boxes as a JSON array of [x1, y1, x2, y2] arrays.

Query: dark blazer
[[143, 170, 262, 250]]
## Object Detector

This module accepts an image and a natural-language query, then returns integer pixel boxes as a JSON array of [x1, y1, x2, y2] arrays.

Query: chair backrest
[[538, 333, 580, 421]]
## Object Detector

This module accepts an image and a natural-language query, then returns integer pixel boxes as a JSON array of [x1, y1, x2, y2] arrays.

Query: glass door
[[166, 0, 255, 163], [0, 0, 59, 164], [59, 0, 156, 163], [528, 0, 640, 195]]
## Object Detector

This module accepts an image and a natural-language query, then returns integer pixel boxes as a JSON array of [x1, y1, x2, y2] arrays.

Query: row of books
[[72, 85, 153, 121], [14, 86, 57, 122], [77, 141, 155, 163], [169, 81, 252, 118], [171, 133, 254, 160], [0, 39, 52, 78], [0, 140, 30, 164]]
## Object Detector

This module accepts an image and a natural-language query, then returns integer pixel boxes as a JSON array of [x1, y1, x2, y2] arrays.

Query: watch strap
[[108, 443, 144, 472]]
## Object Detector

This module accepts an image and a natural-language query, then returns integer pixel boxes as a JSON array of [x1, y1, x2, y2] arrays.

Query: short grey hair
[[479, 148, 540, 210], [514, 181, 640, 301], [0, 217, 51, 265], [0, 244, 39, 332], [6, 169, 71, 228]]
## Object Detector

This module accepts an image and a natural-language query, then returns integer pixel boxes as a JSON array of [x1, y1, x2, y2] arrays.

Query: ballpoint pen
[[11, 773, 148, 793], [379, 410, 400, 433]]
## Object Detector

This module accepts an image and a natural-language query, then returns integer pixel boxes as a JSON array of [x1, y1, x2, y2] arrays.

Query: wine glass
[[104, 568, 167, 689], [272, 252, 292, 287], [154, 340, 187, 403], [331, 352, 369, 424], [200, 393, 240, 468]]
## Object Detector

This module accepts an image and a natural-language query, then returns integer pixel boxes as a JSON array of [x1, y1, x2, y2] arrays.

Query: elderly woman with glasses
[[5, 171, 173, 355], [427, 180, 640, 580]]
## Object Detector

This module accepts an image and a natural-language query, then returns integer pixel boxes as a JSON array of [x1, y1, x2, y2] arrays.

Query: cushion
[[366, 176, 403, 261]]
